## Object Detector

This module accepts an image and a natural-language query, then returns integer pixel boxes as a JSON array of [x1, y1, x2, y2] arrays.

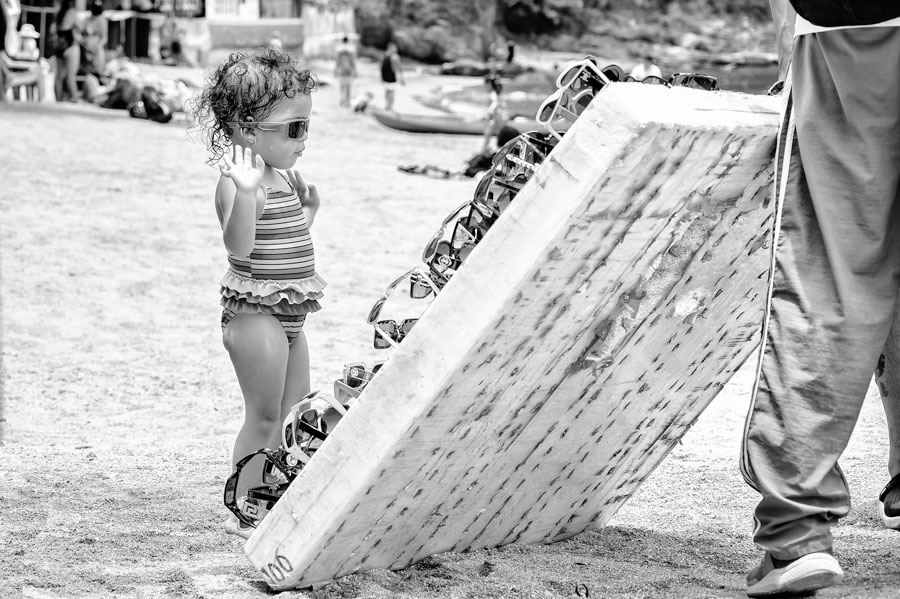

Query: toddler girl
[[190, 48, 326, 538]]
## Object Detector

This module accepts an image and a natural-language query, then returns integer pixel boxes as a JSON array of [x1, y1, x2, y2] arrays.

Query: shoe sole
[[747, 554, 843, 598], [881, 502, 900, 530]]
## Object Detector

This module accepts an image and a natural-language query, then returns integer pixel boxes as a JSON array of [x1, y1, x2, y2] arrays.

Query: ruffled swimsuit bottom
[[219, 269, 327, 344]]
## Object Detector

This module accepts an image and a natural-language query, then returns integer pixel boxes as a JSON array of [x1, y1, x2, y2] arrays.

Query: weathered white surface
[[245, 84, 781, 589]]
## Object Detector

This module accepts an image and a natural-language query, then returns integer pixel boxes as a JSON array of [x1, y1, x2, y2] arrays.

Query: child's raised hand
[[287, 169, 320, 212], [219, 144, 265, 193]]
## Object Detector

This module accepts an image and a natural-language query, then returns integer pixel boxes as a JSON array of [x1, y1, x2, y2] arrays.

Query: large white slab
[[244, 84, 781, 589]]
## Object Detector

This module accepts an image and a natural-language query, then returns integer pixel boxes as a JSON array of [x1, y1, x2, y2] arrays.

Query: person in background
[[481, 74, 508, 152], [627, 53, 662, 81], [380, 41, 404, 111], [15, 23, 40, 60], [53, 0, 81, 101], [741, 1, 900, 596], [268, 30, 283, 52], [333, 35, 356, 108], [81, 0, 106, 72]]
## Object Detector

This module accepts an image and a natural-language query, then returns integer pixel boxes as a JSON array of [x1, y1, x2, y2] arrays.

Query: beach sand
[[1, 55, 898, 598]]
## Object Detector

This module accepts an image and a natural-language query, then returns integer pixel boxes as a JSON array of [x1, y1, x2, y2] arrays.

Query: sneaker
[[879, 472, 900, 529], [746, 551, 843, 597]]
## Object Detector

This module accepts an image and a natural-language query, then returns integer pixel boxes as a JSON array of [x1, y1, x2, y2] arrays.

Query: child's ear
[[231, 123, 257, 146]]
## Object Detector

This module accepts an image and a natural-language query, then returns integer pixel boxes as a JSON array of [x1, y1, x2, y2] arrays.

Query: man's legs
[[875, 311, 900, 529], [742, 26, 900, 564], [877, 317, 900, 480]]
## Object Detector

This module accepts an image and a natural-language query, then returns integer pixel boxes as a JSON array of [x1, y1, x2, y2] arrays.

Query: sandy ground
[[1, 54, 899, 599]]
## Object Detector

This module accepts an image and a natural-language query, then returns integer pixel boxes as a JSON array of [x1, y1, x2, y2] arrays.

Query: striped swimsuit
[[220, 176, 326, 343]]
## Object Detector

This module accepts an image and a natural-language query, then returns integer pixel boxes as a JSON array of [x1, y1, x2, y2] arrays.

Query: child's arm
[[287, 169, 320, 229], [216, 145, 266, 257]]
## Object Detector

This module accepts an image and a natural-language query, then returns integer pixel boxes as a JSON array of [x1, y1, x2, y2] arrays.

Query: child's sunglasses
[[233, 117, 311, 139]]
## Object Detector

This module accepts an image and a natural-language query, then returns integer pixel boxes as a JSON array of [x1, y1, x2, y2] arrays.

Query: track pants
[[740, 27, 900, 559]]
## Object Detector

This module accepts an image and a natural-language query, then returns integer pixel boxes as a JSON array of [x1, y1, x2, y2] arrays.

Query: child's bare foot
[[224, 514, 253, 539]]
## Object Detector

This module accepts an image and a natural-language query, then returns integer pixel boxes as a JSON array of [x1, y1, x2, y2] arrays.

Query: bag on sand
[[103, 78, 143, 110], [140, 86, 173, 124]]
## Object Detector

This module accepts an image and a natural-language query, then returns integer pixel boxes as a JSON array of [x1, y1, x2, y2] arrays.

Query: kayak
[[371, 109, 547, 135]]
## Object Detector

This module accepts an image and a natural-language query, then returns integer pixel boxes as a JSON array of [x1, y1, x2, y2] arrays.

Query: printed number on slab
[[259, 552, 293, 584]]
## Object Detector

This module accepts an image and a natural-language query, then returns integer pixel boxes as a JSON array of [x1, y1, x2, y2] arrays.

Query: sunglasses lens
[[432, 241, 457, 272], [262, 460, 282, 485], [374, 321, 396, 349], [283, 422, 294, 447], [422, 234, 441, 262], [575, 93, 592, 113], [558, 65, 580, 87], [287, 119, 307, 138], [410, 276, 433, 299], [346, 366, 366, 388], [367, 297, 386, 325], [452, 220, 477, 249], [539, 99, 556, 123], [400, 319, 417, 336]]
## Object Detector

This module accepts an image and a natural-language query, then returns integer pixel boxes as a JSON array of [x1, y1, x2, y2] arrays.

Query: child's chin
[[276, 156, 300, 169]]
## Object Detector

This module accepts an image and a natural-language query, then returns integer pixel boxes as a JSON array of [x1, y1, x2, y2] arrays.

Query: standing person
[[481, 74, 508, 152], [52, 0, 80, 102], [627, 53, 662, 81], [380, 41, 404, 111], [741, 1, 900, 596], [80, 0, 107, 102], [333, 35, 356, 108], [188, 48, 326, 539]]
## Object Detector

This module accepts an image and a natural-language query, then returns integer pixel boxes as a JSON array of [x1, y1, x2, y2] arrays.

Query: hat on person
[[18, 24, 40, 39]]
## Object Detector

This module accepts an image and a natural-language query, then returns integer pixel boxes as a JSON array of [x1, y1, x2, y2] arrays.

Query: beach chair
[[1, 0, 44, 102], [0, 49, 43, 101]]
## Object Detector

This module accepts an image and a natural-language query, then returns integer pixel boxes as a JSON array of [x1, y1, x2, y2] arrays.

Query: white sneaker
[[746, 551, 843, 597]]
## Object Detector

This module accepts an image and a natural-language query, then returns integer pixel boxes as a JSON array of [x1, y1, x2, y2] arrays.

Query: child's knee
[[245, 405, 282, 430]]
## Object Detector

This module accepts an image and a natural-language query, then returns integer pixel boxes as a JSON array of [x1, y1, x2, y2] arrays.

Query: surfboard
[[246, 83, 781, 589]]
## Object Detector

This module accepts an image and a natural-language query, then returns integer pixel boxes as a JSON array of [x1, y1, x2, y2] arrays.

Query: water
[[424, 63, 782, 120], [707, 64, 782, 94]]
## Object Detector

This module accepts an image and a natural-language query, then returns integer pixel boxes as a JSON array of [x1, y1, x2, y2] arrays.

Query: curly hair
[[188, 48, 317, 165]]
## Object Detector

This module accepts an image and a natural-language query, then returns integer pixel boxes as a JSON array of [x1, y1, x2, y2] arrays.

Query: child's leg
[[223, 314, 290, 467], [272, 329, 312, 449]]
